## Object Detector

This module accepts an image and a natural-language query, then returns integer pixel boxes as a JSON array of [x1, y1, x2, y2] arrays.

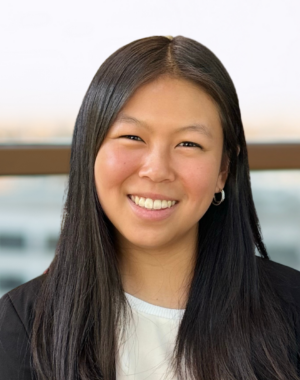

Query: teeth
[[138, 197, 145, 207], [162, 200, 168, 208], [145, 198, 153, 209], [153, 200, 161, 210], [129, 195, 176, 210]]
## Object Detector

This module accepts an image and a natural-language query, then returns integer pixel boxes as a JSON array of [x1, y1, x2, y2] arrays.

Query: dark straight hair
[[31, 36, 299, 379]]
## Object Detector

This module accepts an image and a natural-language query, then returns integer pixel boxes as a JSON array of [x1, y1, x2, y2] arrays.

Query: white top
[[116, 293, 185, 380]]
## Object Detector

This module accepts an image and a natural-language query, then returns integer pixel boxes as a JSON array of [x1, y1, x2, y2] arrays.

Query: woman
[[0, 35, 299, 380]]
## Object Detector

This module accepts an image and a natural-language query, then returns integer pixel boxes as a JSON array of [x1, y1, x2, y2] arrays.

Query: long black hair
[[31, 36, 299, 379]]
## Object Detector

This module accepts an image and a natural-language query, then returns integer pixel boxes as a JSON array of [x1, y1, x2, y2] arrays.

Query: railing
[[0, 143, 300, 175]]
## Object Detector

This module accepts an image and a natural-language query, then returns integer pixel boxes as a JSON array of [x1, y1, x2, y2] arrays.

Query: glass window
[[251, 170, 300, 270], [0, 171, 299, 297], [0, 175, 67, 296], [0, 233, 26, 249]]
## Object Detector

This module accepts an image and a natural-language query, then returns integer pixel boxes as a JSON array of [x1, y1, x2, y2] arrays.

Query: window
[[0, 234, 25, 249]]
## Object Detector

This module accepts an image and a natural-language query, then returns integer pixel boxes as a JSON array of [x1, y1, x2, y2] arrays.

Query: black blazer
[[0, 259, 300, 380]]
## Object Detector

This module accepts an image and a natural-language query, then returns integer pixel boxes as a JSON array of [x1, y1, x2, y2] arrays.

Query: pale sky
[[1, 0, 299, 142]]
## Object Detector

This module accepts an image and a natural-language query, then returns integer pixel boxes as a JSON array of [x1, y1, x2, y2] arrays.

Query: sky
[[1, 0, 299, 142]]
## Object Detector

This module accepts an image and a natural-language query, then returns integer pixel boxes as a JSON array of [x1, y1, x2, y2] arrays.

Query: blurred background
[[0, 0, 299, 297]]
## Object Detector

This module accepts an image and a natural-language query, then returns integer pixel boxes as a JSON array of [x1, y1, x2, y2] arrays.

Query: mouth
[[127, 194, 179, 211]]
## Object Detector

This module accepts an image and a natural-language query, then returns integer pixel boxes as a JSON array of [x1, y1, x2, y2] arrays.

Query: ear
[[215, 155, 229, 193]]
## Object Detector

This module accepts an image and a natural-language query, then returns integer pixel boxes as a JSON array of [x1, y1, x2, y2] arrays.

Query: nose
[[138, 146, 176, 183]]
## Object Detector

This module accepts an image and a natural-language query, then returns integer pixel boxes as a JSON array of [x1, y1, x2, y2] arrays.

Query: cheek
[[179, 159, 220, 200], [94, 144, 139, 195]]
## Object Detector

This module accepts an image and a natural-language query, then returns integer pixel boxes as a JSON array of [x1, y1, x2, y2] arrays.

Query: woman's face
[[94, 76, 228, 251]]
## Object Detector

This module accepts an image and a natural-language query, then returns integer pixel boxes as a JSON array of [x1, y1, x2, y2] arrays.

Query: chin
[[120, 232, 174, 251]]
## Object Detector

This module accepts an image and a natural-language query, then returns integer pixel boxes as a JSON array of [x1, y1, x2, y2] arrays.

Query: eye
[[178, 141, 202, 149], [120, 135, 143, 142]]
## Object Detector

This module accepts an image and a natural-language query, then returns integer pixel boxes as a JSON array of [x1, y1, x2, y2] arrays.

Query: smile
[[129, 195, 177, 210]]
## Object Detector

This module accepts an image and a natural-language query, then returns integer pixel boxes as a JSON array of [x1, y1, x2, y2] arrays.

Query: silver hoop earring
[[212, 189, 225, 206]]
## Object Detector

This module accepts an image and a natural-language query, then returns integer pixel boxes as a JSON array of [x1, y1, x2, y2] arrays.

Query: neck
[[116, 227, 197, 310]]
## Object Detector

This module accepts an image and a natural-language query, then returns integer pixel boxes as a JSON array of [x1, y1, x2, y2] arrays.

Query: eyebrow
[[115, 113, 213, 138]]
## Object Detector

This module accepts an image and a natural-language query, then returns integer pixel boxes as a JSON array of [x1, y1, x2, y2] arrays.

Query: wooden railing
[[0, 143, 300, 175]]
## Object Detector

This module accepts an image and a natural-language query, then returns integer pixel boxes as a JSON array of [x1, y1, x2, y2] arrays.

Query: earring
[[212, 189, 225, 206]]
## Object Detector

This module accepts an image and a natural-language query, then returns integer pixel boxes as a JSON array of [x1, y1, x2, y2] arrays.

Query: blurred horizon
[[1, 122, 300, 144], [1, 0, 299, 144]]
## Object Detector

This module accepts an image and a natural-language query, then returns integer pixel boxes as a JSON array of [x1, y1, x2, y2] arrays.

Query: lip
[[127, 193, 178, 201], [127, 195, 179, 221]]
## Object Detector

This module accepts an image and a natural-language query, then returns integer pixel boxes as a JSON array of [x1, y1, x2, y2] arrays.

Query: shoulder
[[0, 274, 46, 379], [256, 258, 300, 372], [0, 274, 46, 334], [256, 256, 300, 309]]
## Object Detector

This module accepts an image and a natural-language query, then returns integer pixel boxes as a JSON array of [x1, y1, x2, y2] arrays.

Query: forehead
[[112, 76, 223, 138]]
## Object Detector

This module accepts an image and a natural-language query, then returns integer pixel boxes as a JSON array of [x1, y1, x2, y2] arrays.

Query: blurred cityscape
[[1, 0, 300, 300], [0, 171, 299, 297]]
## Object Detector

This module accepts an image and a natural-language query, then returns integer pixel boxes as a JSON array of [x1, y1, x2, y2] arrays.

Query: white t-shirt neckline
[[124, 292, 185, 320]]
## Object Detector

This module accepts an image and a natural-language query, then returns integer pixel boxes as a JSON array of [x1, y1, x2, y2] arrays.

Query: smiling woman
[[0, 36, 299, 380]]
